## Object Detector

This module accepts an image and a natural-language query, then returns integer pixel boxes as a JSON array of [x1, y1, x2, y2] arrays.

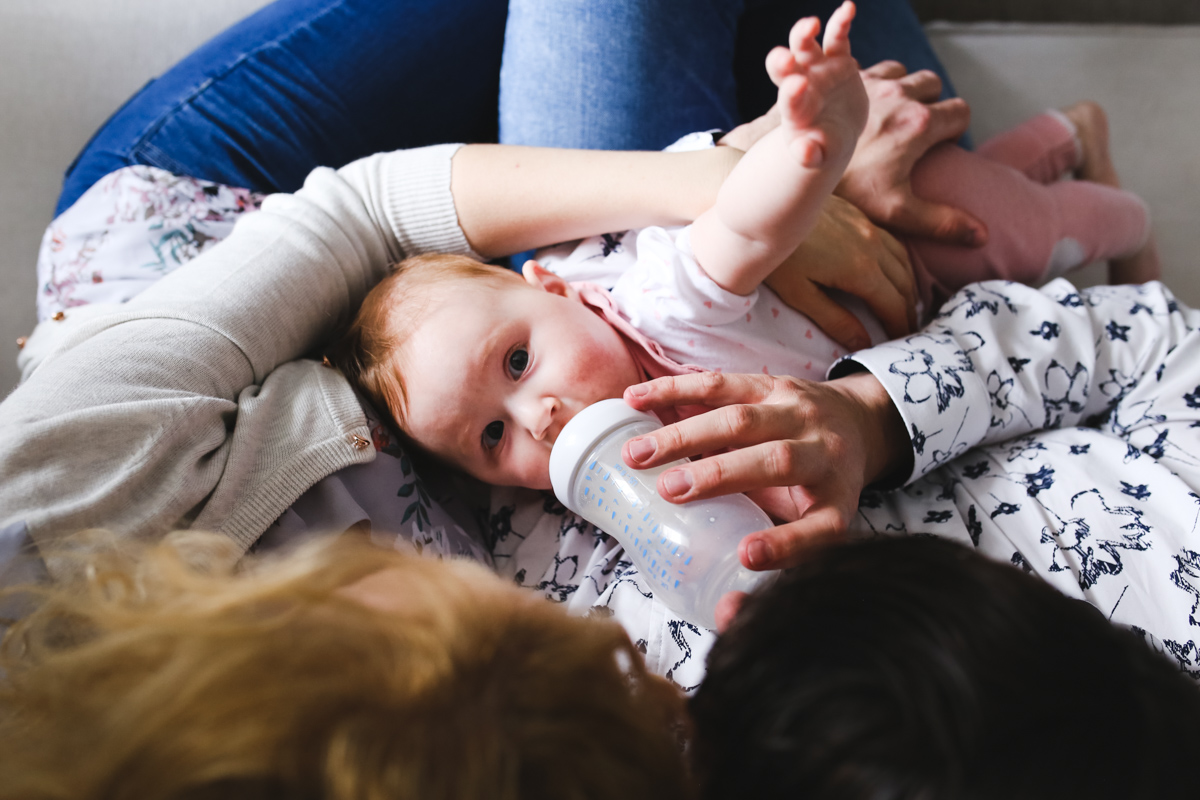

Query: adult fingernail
[[746, 539, 774, 569], [661, 470, 693, 498], [626, 384, 649, 399], [627, 437, 656, 464]]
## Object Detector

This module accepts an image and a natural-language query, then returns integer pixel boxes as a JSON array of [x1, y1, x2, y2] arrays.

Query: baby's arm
[[691, 1, 868, 296]]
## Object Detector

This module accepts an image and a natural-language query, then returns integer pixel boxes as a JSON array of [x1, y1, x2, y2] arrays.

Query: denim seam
[[131, 141, 196, 179], [129, 0, 349, 169]]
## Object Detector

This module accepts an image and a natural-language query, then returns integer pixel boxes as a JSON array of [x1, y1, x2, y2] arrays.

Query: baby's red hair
[[329, 253, 521, 427]]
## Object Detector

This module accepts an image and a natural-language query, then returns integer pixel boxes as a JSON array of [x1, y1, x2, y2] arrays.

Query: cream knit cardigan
[[1, 144, 473, 558]]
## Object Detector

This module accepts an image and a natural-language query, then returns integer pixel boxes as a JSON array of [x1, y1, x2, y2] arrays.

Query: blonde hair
[[328, 253, 521, 426], [0, 532, 692, 800]]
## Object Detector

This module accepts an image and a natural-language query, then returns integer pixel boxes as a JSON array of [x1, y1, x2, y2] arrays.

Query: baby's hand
[[766, 1, 868, 168]]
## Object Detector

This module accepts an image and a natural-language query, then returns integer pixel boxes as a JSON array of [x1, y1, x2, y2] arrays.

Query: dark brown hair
[[692, 536, 1200, 800]]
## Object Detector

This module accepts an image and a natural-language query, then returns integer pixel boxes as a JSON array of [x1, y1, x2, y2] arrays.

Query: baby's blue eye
[[483, 420, 504, 449], [507, 347, 529, 379]]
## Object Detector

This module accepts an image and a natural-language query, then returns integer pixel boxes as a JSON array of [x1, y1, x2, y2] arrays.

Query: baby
[[332, 2, 1155, 493]]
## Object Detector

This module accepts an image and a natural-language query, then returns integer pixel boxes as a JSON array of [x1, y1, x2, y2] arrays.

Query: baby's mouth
[[545, 408, 581, 446]]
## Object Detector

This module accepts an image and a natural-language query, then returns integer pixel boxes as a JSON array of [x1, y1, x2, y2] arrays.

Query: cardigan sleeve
[[0, 145, 473, 558]]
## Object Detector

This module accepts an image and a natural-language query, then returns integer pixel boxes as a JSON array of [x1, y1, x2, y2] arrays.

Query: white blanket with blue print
[[493, 272, 1200, 689]]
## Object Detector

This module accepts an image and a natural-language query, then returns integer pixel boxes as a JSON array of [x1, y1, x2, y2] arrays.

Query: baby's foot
[[1062, 101, 1161, 283], [769, 1, 868, 169], [1063, 101, 1119, 187], [1111, 236, 1161, 284]]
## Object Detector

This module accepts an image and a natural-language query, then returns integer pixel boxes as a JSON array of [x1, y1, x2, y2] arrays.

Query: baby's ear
[[522, 260, 577, 300]]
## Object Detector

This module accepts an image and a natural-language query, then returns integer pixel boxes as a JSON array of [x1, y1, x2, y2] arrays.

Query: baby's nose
[[526, 396, 561, 442]]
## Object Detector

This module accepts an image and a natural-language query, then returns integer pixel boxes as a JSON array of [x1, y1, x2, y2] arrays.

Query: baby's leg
[[907, 143, 1152, 292], [975, 110, 1081, 184], [976, 102, 1119, 187], [968, 102, 1159, 285]]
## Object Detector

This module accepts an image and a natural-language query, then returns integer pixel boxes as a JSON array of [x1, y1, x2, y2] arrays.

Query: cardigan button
[[349, 434, 370, 451], [52, 311, 65, 321], [16, 336, 27, 350]]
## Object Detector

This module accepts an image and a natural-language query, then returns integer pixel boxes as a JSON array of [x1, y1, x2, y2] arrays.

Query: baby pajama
[[908, 111, 1150, 299]]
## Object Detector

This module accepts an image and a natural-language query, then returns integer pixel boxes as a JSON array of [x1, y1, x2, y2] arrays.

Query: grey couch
[[2, 1, 1197, 396]]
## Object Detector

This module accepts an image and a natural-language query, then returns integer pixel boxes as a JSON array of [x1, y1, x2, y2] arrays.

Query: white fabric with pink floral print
[[36, 165, 264, 322], [543, 224, 890, 382]]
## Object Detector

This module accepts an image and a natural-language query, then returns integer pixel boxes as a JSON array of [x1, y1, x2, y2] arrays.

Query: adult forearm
[[450, 145, 741, 258], [839, 279, 1196, 486], [4, 148, 462, 554]]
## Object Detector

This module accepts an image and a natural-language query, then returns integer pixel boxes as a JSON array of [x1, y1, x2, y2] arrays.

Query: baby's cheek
[[521, 448, 554, 490], [577, 333, 637, 395], [584, 359, 632, 398]]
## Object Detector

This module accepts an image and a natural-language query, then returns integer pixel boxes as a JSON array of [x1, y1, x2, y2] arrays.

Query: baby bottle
[[549, 398, 778, 630]]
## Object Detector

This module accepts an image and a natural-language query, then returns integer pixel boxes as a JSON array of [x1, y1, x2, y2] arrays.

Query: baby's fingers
[[780, 74, 827, 163], [822, 1, 856, 58], [766, 45, 799, 86], [789, 133, 827, 168], [788, 16, 824, 68]]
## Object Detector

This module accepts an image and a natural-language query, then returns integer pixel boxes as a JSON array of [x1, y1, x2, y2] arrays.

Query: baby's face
[[396, 269, 642, 489]]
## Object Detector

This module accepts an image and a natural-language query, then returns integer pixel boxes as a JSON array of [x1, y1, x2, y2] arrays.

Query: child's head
[[0, 531, 692, 800], [331, 254, 641, 489], [690, 536, 1200, 800]]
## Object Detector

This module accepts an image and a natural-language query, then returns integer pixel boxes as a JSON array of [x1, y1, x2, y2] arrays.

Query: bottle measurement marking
[[583, 455, 693, 593]]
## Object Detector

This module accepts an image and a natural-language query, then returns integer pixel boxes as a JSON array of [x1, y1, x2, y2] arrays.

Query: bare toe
[[1062, 101, 1119, 187]]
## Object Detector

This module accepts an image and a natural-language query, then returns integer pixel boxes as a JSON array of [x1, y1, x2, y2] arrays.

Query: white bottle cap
[[549, 398, 661, 514]]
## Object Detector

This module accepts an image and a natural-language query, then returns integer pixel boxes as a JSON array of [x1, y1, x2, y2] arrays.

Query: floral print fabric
[[491, 279, 1200, 687], [848, 279, 1200, 677], [37, 165, 264, 321]]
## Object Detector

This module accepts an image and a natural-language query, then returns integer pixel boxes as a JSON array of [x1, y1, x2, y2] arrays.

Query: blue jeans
[[56, 0, 510, 216], [500, 0, 959, 151], [56, 0, 956, 215]]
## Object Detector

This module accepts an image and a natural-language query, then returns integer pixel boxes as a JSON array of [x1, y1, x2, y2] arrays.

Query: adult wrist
[[831, 369, 911, 488]]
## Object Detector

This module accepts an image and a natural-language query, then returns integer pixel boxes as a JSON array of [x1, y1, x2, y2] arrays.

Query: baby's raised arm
[[690, 1, 868, 296]]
